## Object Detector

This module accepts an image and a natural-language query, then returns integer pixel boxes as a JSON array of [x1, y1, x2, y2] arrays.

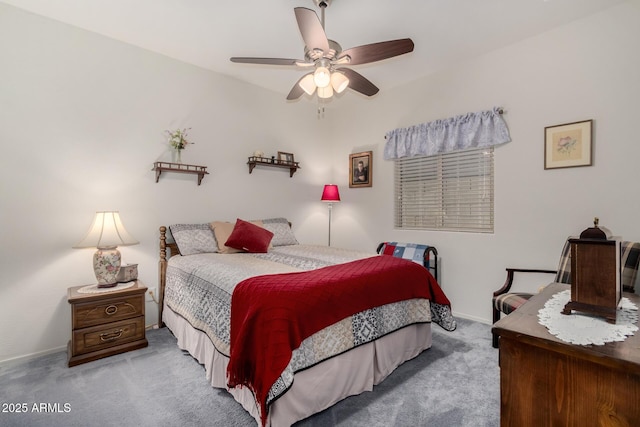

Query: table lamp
[[73, 211, 139, 287], [321, 184, 341, 246]]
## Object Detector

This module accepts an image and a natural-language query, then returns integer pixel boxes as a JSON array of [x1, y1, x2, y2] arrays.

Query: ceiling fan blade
[[294, 7, 330, 54], [338, 38, 414, 66], [286, 73, 313, 100], [287, 84, 305, 101], [230, 57, 299, 66], [337, 68, 379, 96]]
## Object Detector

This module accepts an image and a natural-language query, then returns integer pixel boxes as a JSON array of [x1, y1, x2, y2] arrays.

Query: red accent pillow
[[225, 219, 274, 253]]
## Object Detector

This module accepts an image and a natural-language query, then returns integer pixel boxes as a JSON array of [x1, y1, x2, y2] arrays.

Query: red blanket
[[226, 255, 451, 426]]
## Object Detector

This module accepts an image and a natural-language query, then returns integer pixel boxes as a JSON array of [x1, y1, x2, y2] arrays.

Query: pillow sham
[[261, 217, 299, 246], [169, 224, 218, 256], [211, 219, 268, 253], [211, 221, 243, 254], [225, 218, 274, 253]]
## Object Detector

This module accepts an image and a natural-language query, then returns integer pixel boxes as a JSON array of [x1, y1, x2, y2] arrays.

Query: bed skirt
[[163, 305, 432, 426]]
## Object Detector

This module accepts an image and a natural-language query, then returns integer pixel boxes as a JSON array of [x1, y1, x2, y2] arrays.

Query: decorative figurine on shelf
[[166, 127, 193, 164], [253, 150, 264, 159]]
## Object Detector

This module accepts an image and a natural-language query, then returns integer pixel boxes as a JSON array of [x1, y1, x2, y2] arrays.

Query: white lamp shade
[[73, 211, 138, 249], [317, 85, 334, 99], [299, 73, 316, 96], [331, 72, 349, 93], [313, 66, 331, 88]]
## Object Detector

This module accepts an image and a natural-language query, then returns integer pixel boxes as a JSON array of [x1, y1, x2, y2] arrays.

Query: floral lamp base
[[93, 247, 121, 288]]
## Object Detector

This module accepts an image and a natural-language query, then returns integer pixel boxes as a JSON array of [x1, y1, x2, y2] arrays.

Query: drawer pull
[[105, 305, 118, 315], [100, 329, 124, 342]]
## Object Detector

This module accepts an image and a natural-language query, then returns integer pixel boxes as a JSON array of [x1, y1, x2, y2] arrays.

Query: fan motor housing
[[304, 39, 342, 62]]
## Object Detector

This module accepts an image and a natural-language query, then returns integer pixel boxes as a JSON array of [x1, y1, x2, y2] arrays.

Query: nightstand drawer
[[72, 316, 145, 355], [72, 295, 144, 329]]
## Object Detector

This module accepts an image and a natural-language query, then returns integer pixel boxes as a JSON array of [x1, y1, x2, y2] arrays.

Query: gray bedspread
[[164, 244, 433, 405]]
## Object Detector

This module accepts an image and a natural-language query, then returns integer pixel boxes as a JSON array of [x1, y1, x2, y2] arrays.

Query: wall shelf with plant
[[152, 162, 209, 185]]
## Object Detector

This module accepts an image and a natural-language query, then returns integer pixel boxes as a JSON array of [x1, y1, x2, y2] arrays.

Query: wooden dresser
[[492, 282, 640, 426], [67, 281, 148, 367]]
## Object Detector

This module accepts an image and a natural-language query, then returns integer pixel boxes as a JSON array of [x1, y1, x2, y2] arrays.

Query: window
[[394, 147, 494, 232]]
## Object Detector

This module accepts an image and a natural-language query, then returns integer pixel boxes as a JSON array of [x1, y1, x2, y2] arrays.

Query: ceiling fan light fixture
[[231, 3, 413, 102], [330, 71, 349, 93], [299, 74, 317, 95], [317, 85, 334, 99], [313, 65, 331, 88]]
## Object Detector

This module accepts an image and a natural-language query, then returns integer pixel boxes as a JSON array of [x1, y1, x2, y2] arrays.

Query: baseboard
[[451, 311, 492, 325], [0, 345, 67, 367], [1, 321, 162, 366]]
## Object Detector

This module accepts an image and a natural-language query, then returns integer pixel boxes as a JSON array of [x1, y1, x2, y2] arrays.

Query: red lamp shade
[[321, 184, 341, 202]]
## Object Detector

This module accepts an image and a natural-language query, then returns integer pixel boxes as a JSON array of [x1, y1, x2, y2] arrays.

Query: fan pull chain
[[317, 96, 323, 119]]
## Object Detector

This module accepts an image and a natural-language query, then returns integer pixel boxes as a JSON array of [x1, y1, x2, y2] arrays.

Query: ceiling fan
[[230, 0, 415, 100]]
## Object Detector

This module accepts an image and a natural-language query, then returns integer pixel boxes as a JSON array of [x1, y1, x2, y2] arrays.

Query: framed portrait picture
[[277, 151, 295, 165], [349, 151, 372, 188], [544, 120, 593, 169]]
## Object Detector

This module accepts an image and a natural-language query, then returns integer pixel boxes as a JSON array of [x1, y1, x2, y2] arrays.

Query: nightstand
[[67, 280, 148, 367]]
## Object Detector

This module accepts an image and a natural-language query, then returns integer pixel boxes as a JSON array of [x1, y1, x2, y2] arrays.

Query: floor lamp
[[321, 184, 341, 246]]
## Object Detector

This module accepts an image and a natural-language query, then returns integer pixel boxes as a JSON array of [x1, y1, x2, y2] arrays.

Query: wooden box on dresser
[[67, 281, 148, 367], [492, 283, 640, 427]]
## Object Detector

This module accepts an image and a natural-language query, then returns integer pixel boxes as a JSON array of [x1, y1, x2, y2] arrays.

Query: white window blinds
[[394, 147, 494, 232]]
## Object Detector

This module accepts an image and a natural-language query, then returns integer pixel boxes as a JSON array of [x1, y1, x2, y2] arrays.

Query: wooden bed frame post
[[158, 225, 181, 328], [158, 226, 167, 328]]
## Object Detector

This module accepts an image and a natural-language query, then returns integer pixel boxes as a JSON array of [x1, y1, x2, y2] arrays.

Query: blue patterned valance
[[384, 107, 511, 160]]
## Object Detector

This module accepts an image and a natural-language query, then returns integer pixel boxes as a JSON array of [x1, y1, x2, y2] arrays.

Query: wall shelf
[[247, 156, 300, 177], [153, 162, 209, 185]]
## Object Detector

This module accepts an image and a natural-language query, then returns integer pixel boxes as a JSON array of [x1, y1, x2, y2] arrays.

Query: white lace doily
[[77, 281, 136, 294], [538, 290, 638, 345]]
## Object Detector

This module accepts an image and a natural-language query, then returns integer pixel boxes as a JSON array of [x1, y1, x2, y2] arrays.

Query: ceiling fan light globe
[[317, 85, 334, 99], [313, 66, 331, 88], [331, 72, 349, 93], [299, 74, 317, 95]]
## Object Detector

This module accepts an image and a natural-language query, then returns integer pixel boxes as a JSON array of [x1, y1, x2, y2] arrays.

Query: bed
[[158, 218, 456, 426]]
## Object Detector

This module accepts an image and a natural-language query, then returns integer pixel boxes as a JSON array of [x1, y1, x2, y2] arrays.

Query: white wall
[[0, 4, 331, 362], [1, 1, 638, 362], [325, 1, 640, 322]]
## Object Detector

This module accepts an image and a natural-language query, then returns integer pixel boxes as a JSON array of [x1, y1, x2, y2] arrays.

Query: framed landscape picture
[[544, 120, 593, 169], [349, 151, 372, 188]]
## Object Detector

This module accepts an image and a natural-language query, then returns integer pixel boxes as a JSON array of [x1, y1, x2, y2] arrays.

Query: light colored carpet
[[0, 318, 499, 426]]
